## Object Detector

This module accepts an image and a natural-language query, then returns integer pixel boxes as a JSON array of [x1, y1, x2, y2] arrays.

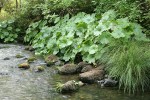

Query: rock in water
[[81, 65, 93, 73], [3, 57, 10, 60], [78, 62, 93, 73], [58, 64, 82, 74], [55, 60, 64, 66], [24, 46, 34, 51], [15, 54, 24, 58], [56, 80, 83, 93], [97, 78, 118, 87], [79, 69, 104, 83], [78, 81, 84, 87], [103, 78, 118, 87], [18, 62, 30, 69], [27, 57, 36, 63], [44, 55, 59, 66], [35, 66, 44, 72]]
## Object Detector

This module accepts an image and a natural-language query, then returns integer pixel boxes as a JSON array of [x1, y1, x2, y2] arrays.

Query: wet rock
[[18, 62, 30, 69], [78, 62, 89, 68], [35, 66, 44, 72], [95, 65, 105, 70], [56, 80, 83, 93], [78, 81, 84, 87], [55, 60, 64, 66], [0, 46, 10, 49], [0, 72, 9, 75], [27, 57, 36, 63], [24, 46, 34, 51], [81, 65, 93, 73], [15, 54, 24, 58], [97, 78, 118, 87], [79, 69, 104, 83], [3, 57, 10, 60], [45, 55, 59, 66], [78, 62, 93, 73], [58, 64, 82, 74]]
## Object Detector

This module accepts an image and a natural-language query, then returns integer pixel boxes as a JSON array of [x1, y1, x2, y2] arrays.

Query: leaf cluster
[[0, 19, 20, 42], [25, 10, 147, 63]]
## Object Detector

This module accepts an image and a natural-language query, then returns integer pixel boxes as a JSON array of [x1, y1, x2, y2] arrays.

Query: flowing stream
[[0, 43, 150, 100]]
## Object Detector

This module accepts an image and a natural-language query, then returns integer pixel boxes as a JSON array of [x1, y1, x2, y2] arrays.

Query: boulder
[[35, 66, 44, 72], [78, 62, 89, 68], [15, 54, 24, 58], [18, 62, 30, 69], [79, 69, 104, 83], [58, 64, 82, 74], [78, 62, 93, 73], [97, 78, 118, 87], [25, 46, 34, 51], [55, 60, 64, 66], [27, 57, 36, 63], [44, 55, 59, 66], [81, 65, 93, 73], [56, 80, 84, 93], [3, 57, 10, 60]]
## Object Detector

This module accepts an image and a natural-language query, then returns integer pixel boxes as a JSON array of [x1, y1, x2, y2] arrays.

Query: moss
[[15, 54, 24, 58], [44, 55, 59, 66], [55, 80, 82, 93], [35, 66, 44, 72], [27, 57, 36, 63], [58, 63, 80, 74], [18, 62, 30, 69]]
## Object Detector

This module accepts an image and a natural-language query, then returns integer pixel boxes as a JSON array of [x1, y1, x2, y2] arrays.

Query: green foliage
[[94, 0, 141, 20], [102, 41, 150, 93], [0, 19, 20, 42], [94, 0, 150, 36], [25, 10, 147, 63], [45, 0, 95, 15]]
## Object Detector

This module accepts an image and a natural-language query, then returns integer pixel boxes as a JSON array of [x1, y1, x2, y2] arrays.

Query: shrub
[[94, 0, 150, 36], [25, 10, 148, 63], [0, 19, 20, 42]]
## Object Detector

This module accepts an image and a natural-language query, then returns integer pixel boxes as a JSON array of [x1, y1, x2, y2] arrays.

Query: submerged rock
[[27, 57, 36, 63], [3, 57, 10, 60], [78, 62, 93, 73], [55, 60, 64, 66], [24, 46, 34, 51], [56, 80, 84, 93], [45, 55, 59, 66], [98, 78, 118, 87], [58, 64, 82, 74], [15, 54, 24, 58], [0, 46, 10, 49], [35, 66, 44, 72], [18, 62, 30, 69], [79, 69, 104, 83]]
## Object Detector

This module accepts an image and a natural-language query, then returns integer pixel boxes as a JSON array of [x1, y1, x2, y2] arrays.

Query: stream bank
[[0, 43, 150, 100]]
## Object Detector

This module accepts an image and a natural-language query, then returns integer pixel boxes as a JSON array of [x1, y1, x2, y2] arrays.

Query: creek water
[[0, 44, 150, 100]]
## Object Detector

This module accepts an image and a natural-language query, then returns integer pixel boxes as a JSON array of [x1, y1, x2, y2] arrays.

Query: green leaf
[[88, 45, 98, 54], [7, 27, 12, 30]]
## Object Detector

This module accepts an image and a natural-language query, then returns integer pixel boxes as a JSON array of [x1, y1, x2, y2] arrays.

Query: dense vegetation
[[0, 0, 150, 94]]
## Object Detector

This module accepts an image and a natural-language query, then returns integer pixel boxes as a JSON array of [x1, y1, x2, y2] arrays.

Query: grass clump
[[103, 41, 150, 94]]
